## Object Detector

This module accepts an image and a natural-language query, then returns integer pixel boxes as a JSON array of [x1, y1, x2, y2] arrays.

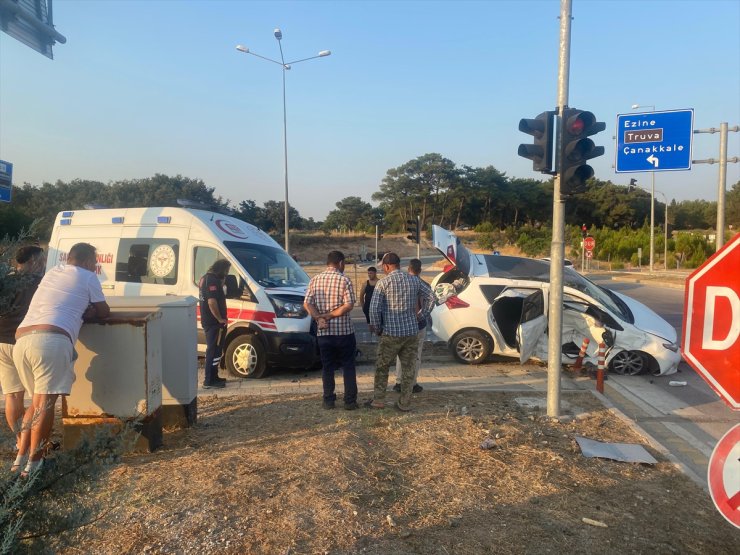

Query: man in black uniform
[[198, 259, 231, 389]]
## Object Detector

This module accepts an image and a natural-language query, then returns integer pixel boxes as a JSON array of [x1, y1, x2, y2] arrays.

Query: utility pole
[[693, 124, 739, 251], [546, 0, 572, 418]]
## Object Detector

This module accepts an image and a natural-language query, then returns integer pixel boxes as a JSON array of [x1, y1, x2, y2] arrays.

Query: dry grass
[[16, 391, 738, 554]]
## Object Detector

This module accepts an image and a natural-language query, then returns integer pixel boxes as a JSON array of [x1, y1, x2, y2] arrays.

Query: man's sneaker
[[322, 400, 336, 410], [344, 402, 360, 411], [214, 376, 227, 383], [412, 384, 424, 393], [392, 384, 401, 392], [203, 381, 226, 389]]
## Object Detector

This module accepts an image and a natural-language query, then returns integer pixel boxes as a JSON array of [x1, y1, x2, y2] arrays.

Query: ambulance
[[46, 205, 318, 378]]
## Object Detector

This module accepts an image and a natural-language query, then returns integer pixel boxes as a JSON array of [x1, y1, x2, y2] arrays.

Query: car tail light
[[445, 296, 469, 309]]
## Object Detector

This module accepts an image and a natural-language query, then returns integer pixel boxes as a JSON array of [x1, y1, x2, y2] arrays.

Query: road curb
[[608, 276, 685, 290], [590, 384, 707, 489]]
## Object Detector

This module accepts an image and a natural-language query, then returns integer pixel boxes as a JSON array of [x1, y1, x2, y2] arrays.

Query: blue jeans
[[204, 325, 224, 384], [318, 334, 358, 405]]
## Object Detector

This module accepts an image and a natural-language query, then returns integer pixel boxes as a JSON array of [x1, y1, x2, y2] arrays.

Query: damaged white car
[[430, 225, 681, 376]]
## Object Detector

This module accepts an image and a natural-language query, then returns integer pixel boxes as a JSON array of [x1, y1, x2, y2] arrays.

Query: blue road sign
[[0, 160, 12, 203], [615, 109, 694, 173]]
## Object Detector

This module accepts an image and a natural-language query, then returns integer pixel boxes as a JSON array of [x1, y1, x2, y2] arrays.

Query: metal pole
[[649, 172, 655, 273], [717, 122, 728, 250], [417, 215, 421, 259], [547, 0, 572, 418], [375, 225, 378, 263], [282, 66, 290, 254], [664, 197, 668, 269]]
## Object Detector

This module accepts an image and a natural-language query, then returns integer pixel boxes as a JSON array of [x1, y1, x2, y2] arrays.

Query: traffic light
[[581, 224, 588, 238], [559, 108, 605, 195], [518, 111, 556, 173], [406, 218, 420, 244]]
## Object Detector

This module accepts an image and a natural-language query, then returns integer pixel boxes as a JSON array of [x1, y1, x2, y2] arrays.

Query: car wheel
[[609, 350, 645, 376], [225, 334, 268, 378], [450, 330, 492, 364]]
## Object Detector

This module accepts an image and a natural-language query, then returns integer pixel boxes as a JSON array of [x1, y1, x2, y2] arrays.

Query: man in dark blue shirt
[[198, 259, 230, 389]]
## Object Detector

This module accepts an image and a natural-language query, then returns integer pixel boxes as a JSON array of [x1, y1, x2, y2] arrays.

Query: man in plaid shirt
[[366, 252, 434, 411], [303, 251, 358, 410]]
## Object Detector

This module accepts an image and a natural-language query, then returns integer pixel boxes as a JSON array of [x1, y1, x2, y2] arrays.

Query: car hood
[[614, 291, 677, 343]]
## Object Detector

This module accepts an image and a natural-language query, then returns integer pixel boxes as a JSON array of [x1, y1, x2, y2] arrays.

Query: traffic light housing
[[518, 111, 556, 173], [581, 224, 588, 238], [559, 108, 605, 195], [406, 218, 420, 244]]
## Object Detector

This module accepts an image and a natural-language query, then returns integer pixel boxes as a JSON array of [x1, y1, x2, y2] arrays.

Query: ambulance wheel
[[225, 334, 268, 379]]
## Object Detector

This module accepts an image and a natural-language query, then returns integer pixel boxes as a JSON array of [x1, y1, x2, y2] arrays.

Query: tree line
[[2, 156, 738, 241]]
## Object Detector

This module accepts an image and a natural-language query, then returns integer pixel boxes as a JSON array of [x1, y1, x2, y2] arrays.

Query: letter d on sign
[[702, 286, 740, 350]]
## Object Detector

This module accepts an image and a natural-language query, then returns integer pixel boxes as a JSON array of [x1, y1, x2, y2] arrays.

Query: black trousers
[[318, 333, 358, 404]]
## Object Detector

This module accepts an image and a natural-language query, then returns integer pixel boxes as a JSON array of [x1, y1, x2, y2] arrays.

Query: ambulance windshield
[[225, 241, 310, 288]]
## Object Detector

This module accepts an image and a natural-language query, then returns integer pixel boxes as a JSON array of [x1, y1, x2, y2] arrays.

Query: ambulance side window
[[115, 239, 179, 284], [193, 247, 221, 286]]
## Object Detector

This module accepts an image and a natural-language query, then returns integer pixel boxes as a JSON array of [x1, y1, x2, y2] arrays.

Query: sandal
[[10, 453, 28, 473], [20, 458, 44, 479]]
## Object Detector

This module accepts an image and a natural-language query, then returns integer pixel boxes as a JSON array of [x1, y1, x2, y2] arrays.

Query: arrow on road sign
[[647, 155, 659, 168]]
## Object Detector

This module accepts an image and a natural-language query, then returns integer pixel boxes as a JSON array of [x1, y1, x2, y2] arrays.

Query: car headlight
[[662, 342, 679, 352], [270, 295, 307, 318]]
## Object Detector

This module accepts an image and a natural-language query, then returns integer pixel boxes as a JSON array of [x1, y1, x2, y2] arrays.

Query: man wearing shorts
[[14, 243, 110, 476], [0, 245, 45, 472]]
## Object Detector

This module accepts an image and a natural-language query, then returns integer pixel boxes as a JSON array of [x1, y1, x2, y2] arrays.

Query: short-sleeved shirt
[[18, 264, 106, 345], [369, 269, 434, 337], [199, 273, 227, 328], [0, 273, 42, 344], [304, 267, 355, 337]]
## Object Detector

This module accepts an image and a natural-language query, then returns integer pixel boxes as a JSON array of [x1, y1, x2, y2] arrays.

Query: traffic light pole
[[416, 216, 421, 259], [546, 0, 572, 419]]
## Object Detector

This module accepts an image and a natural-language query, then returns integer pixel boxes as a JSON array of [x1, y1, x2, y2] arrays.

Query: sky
[[1, 0, 738, 221]]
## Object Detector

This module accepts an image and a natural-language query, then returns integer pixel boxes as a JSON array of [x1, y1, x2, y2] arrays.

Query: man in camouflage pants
[[366, 252, 434, 411]]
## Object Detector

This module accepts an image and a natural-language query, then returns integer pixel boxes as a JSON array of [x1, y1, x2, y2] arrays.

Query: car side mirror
[[602, 329, 615, 348], [224, 275, 241, 299]]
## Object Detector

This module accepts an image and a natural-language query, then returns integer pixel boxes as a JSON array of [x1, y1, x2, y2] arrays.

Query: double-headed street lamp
[[236, 29, 331, 254], [631, 103, 657, 272]]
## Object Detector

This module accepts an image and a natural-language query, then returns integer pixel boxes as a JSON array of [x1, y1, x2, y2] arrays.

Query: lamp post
[[236, 30, 331, 254], [631, 104, 656, 272], [632, 180, 669, 269]]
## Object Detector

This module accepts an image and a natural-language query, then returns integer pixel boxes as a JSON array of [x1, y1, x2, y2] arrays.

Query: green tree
[[322, 196, 375, 232]]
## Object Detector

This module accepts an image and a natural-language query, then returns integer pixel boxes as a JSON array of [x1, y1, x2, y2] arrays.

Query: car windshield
[[562, 268, 631, 322], [225, 241, 309, 288]]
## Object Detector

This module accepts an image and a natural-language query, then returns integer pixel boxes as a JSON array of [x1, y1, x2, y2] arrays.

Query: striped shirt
[[369, 269, 434, 337], [304, 268, 356, 337]]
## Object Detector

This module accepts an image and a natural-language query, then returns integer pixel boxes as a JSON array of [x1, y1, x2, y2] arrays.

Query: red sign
[[585, 250, 593, 259], [708, 424, 740, 528], [682, 233, 740, 410], [583, 236, 596, 251]]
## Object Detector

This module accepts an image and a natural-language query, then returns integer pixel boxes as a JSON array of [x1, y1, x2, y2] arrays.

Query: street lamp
[[631, 104, 657, 272], [236, 29, 331, 254]]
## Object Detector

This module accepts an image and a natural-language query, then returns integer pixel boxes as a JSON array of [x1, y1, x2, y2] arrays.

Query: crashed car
[[430, 225, 681, 376]]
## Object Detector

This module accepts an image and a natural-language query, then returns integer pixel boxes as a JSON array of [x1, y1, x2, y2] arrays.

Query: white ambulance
[[46, 205, 318, 378]]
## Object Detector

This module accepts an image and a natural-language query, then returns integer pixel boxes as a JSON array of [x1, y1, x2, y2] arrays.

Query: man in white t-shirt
[[13, 243, 110, 477]]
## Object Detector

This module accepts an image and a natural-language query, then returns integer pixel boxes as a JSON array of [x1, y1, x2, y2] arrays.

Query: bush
[[474, 222, 494, 233]]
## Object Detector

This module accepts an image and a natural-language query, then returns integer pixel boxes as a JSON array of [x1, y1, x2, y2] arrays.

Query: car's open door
[[516, 289, 548, 363]]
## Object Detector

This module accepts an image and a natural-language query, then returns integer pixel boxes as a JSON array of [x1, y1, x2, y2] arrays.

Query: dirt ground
[[10, 390, 738, 554]]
